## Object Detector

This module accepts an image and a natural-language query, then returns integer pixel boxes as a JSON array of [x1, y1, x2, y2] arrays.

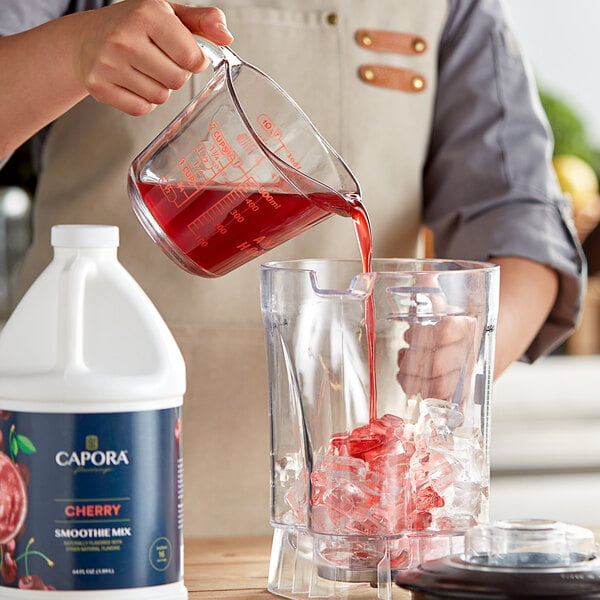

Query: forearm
[[0, 14, 89, 159], [0, 0, 233, 161], [492, 256, 559, 377]]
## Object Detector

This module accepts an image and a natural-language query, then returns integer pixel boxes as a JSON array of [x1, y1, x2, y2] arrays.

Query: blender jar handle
[[196, 38, 243, 70]]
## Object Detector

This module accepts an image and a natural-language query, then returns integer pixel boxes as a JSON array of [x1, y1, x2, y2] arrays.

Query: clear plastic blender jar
[[261, 258, 499, 600]]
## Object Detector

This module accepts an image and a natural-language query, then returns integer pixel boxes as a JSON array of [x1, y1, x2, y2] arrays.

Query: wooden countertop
[[185, 531, 600, 598], [185, 536, 272, 599], [184, 536, 411, 599]]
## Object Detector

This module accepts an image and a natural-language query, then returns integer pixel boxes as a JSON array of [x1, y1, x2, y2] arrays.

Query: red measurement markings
[[194, 141, 233, 184], [187, 178, 259, 240], [209, 120, 240, 166], [256, 114, 301, 170]]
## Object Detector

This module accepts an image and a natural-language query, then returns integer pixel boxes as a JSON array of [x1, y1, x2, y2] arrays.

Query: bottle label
[[0, 408, 183, 591]]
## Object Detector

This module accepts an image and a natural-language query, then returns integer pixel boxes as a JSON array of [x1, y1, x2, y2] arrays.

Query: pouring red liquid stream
[[138, 180, 378, 418], [139, 178, 462, 539], [346, 196, 378, 422]]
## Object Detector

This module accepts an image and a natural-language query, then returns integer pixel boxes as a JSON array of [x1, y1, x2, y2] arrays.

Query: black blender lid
[[395, 520, 600, 599]]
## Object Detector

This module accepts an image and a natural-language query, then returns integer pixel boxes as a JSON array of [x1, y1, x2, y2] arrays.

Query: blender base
[[317, 564, 378, 585], [268, 526, 465, 600]]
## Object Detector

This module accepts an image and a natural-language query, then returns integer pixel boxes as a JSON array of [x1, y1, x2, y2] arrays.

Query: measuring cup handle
[[196, 38, 242, 70]]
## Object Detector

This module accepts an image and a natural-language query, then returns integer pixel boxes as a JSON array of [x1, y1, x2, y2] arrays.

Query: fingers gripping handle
[[196, 38, 242, 70]]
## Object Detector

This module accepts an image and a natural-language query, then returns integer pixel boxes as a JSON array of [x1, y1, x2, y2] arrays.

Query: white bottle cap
[[51, 225, 120, 248]]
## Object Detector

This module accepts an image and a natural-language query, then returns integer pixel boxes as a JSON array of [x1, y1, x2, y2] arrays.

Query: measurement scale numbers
[[256, 114, 302, 171]]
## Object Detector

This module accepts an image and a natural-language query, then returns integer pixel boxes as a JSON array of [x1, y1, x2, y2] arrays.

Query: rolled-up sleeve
[[0, 1, 72, 36], [424, 0, 585, 361], [0, 0, 73, 166]]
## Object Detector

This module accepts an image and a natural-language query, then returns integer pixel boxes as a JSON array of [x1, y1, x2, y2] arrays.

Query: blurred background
[[491, 0, 600, 528], [0, 0, 599, 529]]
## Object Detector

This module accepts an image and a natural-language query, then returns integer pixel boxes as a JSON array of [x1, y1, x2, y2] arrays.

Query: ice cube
[[369, 496, 409, 534], [431, 513, 478, 531], [409, 510, 433, 530], [410, 449, 464, 494], [284, 475, 308, 523], [369, 413, 406, 438], [413, 485, 445, 511], [330, 426, 386, 459], [442, 481, 486, 515], [451, 427, 487, 483], [316, 454, 368, 478]]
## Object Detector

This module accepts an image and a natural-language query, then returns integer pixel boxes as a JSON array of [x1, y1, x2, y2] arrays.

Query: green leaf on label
[[16, 434, 37, 454], [10, 435, 18, 458]]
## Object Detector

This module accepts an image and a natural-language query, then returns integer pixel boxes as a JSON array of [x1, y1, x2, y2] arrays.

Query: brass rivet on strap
[[412, 37, 427, 53], [411, 75, 425, 90], [360, 32, 373, 46], [363, 67, 376, 81], [326, 12, 339, 25]]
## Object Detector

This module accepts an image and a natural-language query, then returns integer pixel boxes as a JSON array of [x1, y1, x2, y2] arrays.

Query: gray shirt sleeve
[[0, 0, 105, 35], [0, 0, 107, 165], [0, 1, 72, 35], [425, 0, 586, 361]]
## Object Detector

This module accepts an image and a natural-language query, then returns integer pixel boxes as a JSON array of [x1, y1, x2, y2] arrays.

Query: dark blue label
[[0, 408, 183, 591]]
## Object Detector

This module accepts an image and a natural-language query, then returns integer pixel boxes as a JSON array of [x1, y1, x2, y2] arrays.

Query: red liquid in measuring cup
[[136, 181, 338, 277]]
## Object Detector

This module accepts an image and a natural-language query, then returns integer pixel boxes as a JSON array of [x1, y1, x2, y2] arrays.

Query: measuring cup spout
[[196, 38, 242, 70]]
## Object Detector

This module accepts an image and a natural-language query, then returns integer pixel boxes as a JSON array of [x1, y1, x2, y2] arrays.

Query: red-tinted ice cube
[[369, 413, 406, 438], [414, 485, 445, 511], [409, 510, 433, 530], [318, 454, 367, 477]]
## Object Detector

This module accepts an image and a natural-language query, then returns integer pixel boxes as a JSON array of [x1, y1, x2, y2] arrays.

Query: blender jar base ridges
[[268, 526, 466, 600]]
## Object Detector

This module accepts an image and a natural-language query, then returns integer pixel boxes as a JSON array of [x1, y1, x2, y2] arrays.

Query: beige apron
[[16, 0, 448, 535]]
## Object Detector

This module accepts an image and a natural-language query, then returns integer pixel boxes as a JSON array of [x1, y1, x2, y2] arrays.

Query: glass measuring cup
[[128, 40, 361, 277]]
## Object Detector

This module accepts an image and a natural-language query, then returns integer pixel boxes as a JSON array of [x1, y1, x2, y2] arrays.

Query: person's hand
[[74, 0, 234, 115], [396, 314, 478, 404]]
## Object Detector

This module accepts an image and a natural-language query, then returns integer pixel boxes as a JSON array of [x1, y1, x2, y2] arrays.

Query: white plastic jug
[[0, 225, 187, 599]]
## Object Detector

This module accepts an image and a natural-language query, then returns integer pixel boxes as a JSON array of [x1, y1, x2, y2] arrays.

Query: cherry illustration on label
[[0, 451, 27, 545]]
